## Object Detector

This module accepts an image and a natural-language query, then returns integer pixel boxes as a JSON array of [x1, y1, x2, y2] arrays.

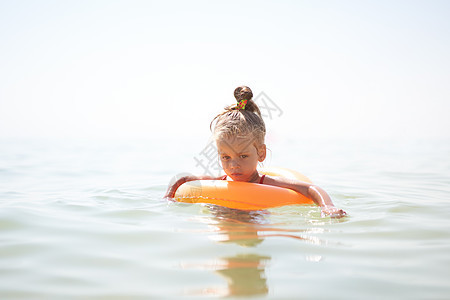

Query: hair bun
[[234, 86, 253, 102]]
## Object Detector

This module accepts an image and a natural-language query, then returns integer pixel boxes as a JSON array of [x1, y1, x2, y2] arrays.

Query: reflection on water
[[206, 205, 329, 247], [215, 253, 270, 297], [3, 138, 449, 298], [207, 206, 270, 297], [182, 253, 270, 297], [207, 205, 269, 247], [184, 205, 327, 297]]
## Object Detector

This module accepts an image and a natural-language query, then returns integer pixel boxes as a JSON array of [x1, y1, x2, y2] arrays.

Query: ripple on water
[[1, 138, 450, 298]]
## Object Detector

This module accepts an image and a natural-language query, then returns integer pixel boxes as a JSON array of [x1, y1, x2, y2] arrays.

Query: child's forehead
[[216, 136, 256, 152]]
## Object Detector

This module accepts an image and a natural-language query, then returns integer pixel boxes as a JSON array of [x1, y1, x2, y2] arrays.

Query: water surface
[[1, 137, 449, 299]]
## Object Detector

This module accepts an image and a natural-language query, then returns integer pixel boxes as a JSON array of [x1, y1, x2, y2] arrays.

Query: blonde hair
[[211, 86, 266, 146]]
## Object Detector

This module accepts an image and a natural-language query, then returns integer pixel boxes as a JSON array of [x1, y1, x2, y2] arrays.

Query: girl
[[165, 86, 347, 218]]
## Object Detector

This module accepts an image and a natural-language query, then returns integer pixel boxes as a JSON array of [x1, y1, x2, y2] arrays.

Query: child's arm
[[263, 176, 347, 218], [164, 174, 220, 199]]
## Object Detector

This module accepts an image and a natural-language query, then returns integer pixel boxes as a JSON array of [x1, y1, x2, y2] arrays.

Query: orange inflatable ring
[[174, 167, 314, 210]]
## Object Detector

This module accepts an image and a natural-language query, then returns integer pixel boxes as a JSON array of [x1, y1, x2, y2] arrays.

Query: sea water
[[1, 136, 449, 299]]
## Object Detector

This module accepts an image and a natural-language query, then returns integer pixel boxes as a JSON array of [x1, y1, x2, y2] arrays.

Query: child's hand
[[163, 191, 174, 200], [321, 206, 347, 218], [164, 174, 202, 200]]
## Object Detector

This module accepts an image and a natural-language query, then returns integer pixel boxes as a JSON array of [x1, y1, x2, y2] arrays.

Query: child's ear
[[258, 144, 266, 162]]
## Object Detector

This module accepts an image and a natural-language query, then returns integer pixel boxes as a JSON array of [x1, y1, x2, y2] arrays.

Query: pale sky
[[1, 0, 449, 140]]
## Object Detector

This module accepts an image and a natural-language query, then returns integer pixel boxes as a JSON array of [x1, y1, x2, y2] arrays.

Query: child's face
[[216, 135, 266, 182]]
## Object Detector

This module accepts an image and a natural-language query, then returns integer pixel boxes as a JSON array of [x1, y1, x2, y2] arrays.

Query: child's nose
[[230, 159, 240, 168]]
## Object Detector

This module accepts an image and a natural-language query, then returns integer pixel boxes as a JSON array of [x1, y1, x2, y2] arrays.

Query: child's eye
[[221, 155, 230, 161], [240, 155, 248, 159]]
